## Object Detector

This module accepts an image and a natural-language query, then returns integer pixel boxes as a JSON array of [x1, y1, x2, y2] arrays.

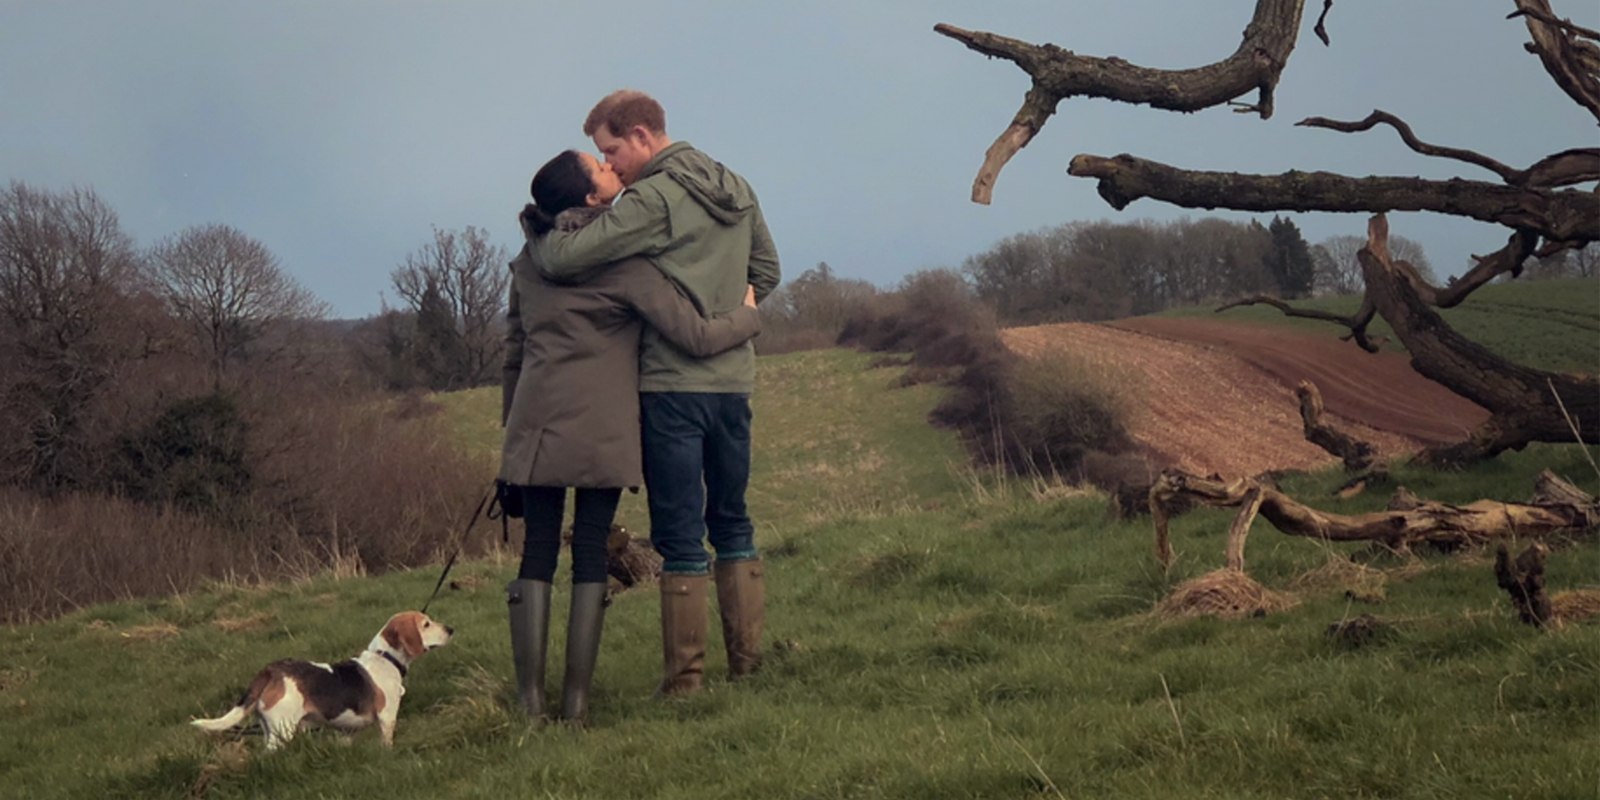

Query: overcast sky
[[4, 1, 1595, 318]]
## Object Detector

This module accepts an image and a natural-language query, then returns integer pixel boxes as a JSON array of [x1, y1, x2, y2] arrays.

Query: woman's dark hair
[[524, 150, 594, 236]]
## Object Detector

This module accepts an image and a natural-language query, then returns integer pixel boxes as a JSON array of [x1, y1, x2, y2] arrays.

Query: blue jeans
[[640, 392, 756, 574]]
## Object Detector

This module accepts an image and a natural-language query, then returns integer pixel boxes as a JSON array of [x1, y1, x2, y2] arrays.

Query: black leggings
[[517, 486, 622, 584]]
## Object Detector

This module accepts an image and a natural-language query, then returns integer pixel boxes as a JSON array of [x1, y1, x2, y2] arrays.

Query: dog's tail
[[192, 667, 273, 732]]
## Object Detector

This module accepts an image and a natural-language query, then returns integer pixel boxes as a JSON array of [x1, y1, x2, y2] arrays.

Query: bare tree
[[146, 224, 327, 390], [389, 226, 509, 390], [0, 182, 155, 488], [1571, 242, 1600, 278], [1315, 234, 1436, 296], [939, 0, 1600, 465]]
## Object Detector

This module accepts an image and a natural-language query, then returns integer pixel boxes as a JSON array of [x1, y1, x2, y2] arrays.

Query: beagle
[[192, 611, 453, 750]]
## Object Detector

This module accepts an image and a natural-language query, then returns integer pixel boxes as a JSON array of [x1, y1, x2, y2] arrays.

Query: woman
[[500, 149, 760, 726]]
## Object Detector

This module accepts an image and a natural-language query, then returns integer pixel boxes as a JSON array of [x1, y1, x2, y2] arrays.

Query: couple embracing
[[498, 90, 781, 727]]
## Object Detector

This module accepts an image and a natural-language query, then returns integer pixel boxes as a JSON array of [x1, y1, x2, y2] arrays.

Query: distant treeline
[[767, 216, 1595, 355]]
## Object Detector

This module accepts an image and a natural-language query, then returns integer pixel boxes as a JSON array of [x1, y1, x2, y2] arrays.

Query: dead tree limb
[[1293, 379, 1388, 497], [1513, 0, 1600, 122], [1149, 468, 1596, 569], [945, 2, 1600, 466], [1495, 542, 1553, 626], [1065, 155, 1599, 244], [1359, 216, 1600, 465], [934, 0, 1307, 203], [1297, 111, 1600, 188], [1532, 469, 1597, 506], [1225, 485, 1265, 570], [1298, 110, 1526, 184], [1215, 296, 1386, 353]]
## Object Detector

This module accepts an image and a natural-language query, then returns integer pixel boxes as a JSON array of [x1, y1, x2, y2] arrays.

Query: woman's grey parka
[[499, 207, 760, 489]]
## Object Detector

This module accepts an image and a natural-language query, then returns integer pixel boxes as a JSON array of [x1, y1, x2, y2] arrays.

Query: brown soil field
[[999, 317, 1490, 478]]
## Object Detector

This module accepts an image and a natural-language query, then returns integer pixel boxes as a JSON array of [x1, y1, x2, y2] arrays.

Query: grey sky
[[4, 1, 1595, 317]]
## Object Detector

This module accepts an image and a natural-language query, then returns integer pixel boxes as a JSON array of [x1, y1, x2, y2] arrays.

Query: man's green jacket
[[531, 141, 781, 393]]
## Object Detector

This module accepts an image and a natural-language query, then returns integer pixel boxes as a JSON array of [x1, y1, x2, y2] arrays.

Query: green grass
[[1157, 275, 1600, 374], [2, 350, 1597, 799]]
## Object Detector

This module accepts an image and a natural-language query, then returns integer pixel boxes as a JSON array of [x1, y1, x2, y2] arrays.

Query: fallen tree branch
[[1532, 469, 1597, 506], [1149, 468, 1597, 569], [1295, 380, 1379, 473], [934, 0, 1307, 203], [1225, 485, 1265, 570]]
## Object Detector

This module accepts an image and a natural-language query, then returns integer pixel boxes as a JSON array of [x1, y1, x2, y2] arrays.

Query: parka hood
[[641, 142, 754, 226]]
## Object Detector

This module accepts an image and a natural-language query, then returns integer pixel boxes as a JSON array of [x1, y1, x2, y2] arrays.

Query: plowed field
[[999, 317, 1490, 478]]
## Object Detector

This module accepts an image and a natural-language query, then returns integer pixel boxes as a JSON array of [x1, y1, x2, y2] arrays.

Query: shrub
[[0, 381, 495, 623], [112, 393, 251, 513], [840, 268, 1135, 476], [0, 487, 309, 623], [1002, 353, 1135, 470]]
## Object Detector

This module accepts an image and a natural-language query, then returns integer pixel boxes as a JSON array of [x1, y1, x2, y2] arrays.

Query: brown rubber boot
[[655, 572, 707, 697], [714, 557, 765, 679]]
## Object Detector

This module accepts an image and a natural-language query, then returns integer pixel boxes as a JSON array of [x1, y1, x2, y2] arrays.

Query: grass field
[[2, 328, 1597, 798], [1159, 275, 1600, 374]]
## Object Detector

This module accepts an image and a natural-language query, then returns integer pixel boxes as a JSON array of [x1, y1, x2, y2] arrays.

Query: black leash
[[420, 488, 497, 614]]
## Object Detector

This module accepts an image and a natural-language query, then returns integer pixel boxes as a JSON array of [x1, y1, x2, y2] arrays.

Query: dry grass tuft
[[122, 622, 181, 643], [0, 667, 33, 692], [212, 613, 274, 633], [1550, 589, 1600, 626], [190, 740, 253, 798], [1290, 557, 1388, 602], [1156, 568, 1298, 619]]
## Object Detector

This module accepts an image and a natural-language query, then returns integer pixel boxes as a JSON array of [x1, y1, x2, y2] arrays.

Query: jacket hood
[[641, 142, 754, 226], [519, 203, 608, 240]]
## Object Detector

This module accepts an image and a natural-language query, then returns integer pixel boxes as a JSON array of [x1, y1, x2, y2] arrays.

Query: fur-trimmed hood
[[519, 204, 610, 240]]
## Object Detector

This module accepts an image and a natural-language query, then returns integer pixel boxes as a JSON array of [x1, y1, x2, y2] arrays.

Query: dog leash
[[420, 487, 498, 614]]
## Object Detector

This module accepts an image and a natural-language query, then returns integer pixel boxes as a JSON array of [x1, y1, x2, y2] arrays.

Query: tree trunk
[[1357, 216, 1600, 465]]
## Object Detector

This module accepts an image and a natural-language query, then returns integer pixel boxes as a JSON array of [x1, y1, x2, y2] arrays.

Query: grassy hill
[[2, 350, 1597, 799], [1157, 275, 1599, 374]]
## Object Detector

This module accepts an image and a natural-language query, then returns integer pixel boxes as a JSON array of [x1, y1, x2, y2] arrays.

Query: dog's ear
[[383, 613, 428, 658]]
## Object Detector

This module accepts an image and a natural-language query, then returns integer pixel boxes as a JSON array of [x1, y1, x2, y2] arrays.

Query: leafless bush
[[840, 267, 1134, 475], [0, 383, 494, 623], [756, 262, 878, 355], [242, 378, 494, 572], [1001, 353, 1136, 471], [0, 487, 312, 623]]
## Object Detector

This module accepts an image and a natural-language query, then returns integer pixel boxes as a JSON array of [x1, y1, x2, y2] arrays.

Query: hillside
[[1001, 276, 1597, 477], [0, 328, 1595, 799]]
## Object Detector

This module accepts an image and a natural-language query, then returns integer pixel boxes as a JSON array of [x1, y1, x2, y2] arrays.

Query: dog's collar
[[380, 651, 408, 678]]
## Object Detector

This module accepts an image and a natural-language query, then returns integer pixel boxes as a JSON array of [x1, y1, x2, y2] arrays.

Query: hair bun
[[521, 202, 557, 237]]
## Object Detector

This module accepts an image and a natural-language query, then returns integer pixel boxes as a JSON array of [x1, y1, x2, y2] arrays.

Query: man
[[532, 90, 780, 695]]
